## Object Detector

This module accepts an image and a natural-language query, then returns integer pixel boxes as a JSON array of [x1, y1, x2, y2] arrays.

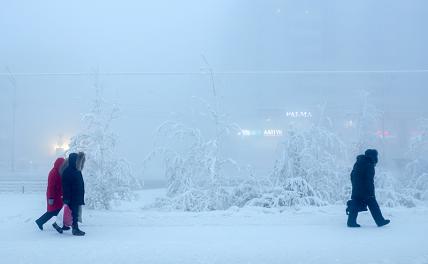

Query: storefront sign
[[286, 112, 313, 118]]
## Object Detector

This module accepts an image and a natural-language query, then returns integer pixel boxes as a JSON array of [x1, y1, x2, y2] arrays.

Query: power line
[[0, 69, 428, 77]]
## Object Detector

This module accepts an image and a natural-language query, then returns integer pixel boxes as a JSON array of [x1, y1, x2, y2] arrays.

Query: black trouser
[[69, 204, 80, 226], [348, 197, 385, 226], [36, 209, 61, 226]]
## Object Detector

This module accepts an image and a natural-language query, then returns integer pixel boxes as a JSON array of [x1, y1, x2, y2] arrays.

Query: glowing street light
[[54, 134, 69, 156]]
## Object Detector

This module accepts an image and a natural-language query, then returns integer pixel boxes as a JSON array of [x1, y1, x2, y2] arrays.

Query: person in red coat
[[35, 157, 67, 233]]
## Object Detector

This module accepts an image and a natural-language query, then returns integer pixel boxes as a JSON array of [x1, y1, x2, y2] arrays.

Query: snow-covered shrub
[[403, 160, 428, 203], [231, 176, 267, 207], [247, 177, 327, 208], [375, 170, 417, 207], [377, 189, 417, 208], [402, 118, 428, 203], [270, 123, 350, 205], [68, 87, 140, 209], [407, 118, 428, 158], [147, 119, 243, 211]]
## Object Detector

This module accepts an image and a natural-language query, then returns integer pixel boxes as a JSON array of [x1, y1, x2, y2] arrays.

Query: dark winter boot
[[366, 197, 389, 227], [35, 220, 43, 230], [72, 224, 85, 236], [52, 223, 63, 234], [347, 211, 361, 228], [377, 219, 390, 227], [62, 226, 71, 231]]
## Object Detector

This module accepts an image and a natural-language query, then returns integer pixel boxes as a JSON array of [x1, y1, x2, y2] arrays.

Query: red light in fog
[[376, 130, 391, 138]]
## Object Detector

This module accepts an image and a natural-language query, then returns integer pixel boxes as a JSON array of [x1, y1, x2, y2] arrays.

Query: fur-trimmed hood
[[67, 152, 86, 171]]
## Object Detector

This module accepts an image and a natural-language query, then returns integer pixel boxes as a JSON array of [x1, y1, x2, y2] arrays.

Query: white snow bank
[[0, 189, 427, 264]]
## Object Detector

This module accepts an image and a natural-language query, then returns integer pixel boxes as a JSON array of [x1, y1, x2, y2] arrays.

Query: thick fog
[[1, 0, 428, 181]]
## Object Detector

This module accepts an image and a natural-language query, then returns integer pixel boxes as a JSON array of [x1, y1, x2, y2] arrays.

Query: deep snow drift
[[1, 189, 427, 264]]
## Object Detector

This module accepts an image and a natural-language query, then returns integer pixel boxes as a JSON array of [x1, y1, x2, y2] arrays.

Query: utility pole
[[201, 54, 220, 137], [6, 67, 17, 173], [201, 54, 217, 98]]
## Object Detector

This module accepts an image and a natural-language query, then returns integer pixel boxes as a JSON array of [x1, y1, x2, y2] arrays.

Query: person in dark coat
[[35, 157, 67, 232], [347, 149, 390, 227], [62, 152, 86, 236]]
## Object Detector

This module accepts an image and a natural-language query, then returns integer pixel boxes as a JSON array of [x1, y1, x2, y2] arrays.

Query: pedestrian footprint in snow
[[35, 157, 70, 233], [62, 152, 86, 236], [346, 149, 390, 228]]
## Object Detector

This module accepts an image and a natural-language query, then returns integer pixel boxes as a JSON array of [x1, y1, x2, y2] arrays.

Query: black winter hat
[[68, 153, 78, 169], [365, 149, 378, 164]]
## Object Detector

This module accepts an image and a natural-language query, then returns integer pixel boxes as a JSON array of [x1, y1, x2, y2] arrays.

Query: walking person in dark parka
[[62, 152, 86, 236], [347, 149, 390, 228]]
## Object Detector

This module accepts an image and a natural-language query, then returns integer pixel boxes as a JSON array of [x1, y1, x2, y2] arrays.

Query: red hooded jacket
[[46, 158, 65, 212]]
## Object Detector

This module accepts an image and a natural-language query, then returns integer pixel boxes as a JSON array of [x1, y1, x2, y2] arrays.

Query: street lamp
[[54, 134, 69, 156], [6, 67, 16, 173]]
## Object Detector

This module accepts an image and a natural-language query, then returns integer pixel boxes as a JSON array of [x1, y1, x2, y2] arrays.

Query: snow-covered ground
[[1, 189, 427, 264]]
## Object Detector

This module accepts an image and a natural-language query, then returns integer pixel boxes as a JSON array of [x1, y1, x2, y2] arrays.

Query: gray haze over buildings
[[1, 0, 427, 180]]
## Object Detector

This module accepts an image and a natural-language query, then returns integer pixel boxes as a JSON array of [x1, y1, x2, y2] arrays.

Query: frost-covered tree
[[68, 84, 140, 209], [147, 105, 242, 211], [374, 170, 416, 208], [403, 118, 428, 202], [266, 120, 350, 207], [407, 118, 428, 159]]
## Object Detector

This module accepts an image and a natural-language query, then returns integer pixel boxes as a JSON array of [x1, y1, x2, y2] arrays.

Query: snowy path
[[1, 190, 427, 264]]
